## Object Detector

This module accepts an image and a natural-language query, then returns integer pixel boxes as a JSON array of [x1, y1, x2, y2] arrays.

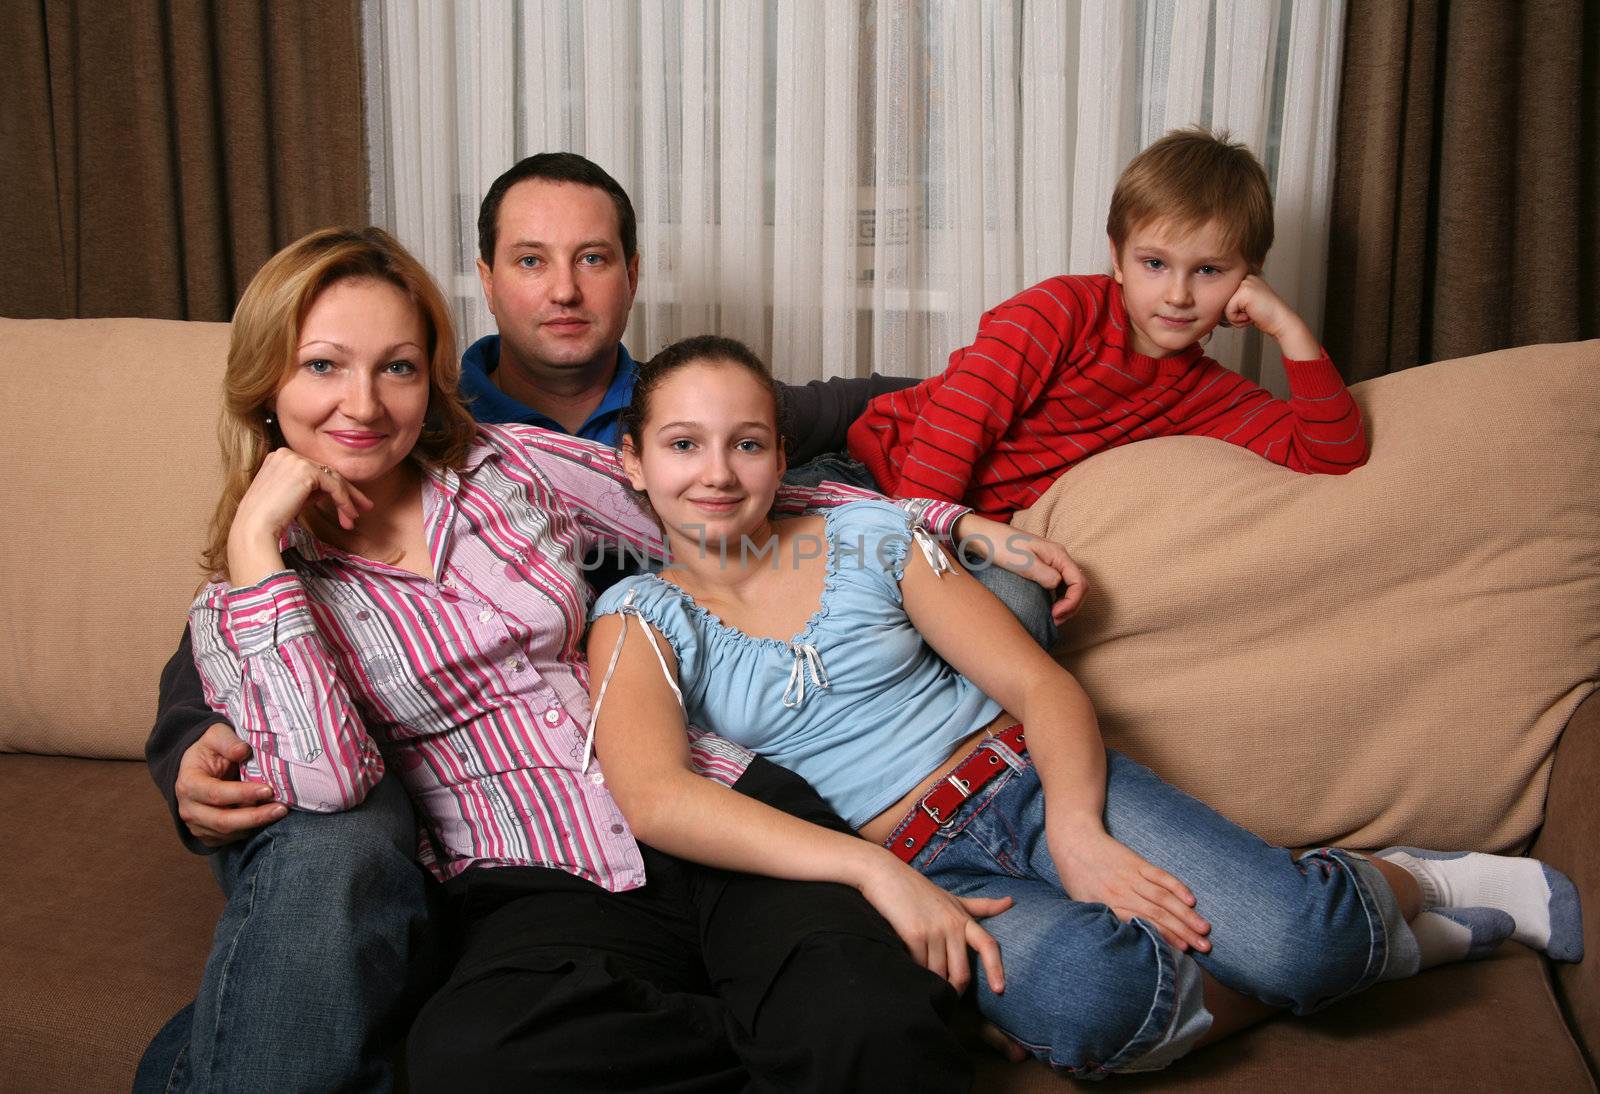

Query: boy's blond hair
[[1106, 127, 1274, 270]]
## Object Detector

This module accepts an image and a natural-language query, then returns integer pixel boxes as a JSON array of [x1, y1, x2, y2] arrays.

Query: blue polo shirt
[[459, 334, 638, 447]]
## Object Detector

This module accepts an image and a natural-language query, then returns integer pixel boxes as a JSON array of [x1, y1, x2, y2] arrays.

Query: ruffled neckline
[[648, 508, 853, 652]]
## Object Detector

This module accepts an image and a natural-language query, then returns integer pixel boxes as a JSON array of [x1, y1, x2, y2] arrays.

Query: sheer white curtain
[[364, 0, 1343, 392]]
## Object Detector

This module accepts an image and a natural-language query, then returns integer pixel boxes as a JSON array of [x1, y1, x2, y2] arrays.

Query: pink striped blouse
[[190, 425, 967, 890]]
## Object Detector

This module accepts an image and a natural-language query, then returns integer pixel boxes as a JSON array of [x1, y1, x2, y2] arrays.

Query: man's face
[[476, 179, 640, 379]]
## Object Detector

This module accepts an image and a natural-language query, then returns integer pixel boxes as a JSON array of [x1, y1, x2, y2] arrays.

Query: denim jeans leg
[[139, 773, 433, 1094], [781, 453, 881, 491], [1095, 750, 1399, 1013], [133, 1003, 194, 1093], [966, 560, 1057, 650], [909, 760, 1205, 1077]]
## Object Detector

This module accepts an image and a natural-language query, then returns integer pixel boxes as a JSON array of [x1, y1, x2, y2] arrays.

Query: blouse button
[[355, 610, 370, 621], [478, 609, 494, 623], [508, 660, 524, 673], [543, 709, 561, 725]]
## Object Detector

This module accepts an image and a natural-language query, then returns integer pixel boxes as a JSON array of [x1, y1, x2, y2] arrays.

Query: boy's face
[[1110, 218, 1250, 358]]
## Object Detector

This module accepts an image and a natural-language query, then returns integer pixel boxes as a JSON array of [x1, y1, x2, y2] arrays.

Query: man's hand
[[1223, 274, 1320, 361], [175, 723, 286, 847], [954, 514, 1088, 623]]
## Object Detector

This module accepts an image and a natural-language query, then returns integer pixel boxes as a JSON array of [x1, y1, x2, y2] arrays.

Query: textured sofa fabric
[[1014, 341, 1600, 853], [0, 318, 230, 759], [0, 756, 221, 1092], [1, 318, 1596, 1091]]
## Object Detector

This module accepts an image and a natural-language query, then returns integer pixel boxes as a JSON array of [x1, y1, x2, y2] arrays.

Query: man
[[140, 153, 1065, 1091]]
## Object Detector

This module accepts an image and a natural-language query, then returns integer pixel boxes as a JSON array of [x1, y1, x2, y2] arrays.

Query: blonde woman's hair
[[199, 226, 477, 575], [1106, 127, 1274, 270]]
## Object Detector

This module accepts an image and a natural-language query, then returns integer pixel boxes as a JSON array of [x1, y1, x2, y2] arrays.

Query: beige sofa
[[1, 317, 1596, 1092]]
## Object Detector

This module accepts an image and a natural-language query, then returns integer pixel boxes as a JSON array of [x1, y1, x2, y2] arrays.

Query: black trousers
[[406, 757, 972, 1093]]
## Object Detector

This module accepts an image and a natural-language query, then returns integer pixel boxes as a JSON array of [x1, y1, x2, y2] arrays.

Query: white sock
[[1377, 847, 1584, 962], [1409, 907, 1513, 970]]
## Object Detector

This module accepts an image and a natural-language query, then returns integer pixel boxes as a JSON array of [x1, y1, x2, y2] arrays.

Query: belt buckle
[[919, 772, 974, 826]]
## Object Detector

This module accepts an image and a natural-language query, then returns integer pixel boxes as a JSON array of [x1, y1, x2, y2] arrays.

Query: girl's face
[[270, 277, 431, 496], [622, 360, 786, 548]]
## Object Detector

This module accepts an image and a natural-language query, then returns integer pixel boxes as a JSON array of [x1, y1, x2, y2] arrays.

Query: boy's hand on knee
[[176, 722, 287, 847], [1224, 274, 1320, 361]]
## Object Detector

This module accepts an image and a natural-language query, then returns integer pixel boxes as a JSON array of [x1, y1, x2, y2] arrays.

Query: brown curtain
[[0, 0, 367, 321], [1325, 0, 1600, 381]]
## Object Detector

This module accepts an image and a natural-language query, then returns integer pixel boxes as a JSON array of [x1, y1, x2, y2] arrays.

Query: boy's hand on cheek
[[1224, 274, 1321, 361]]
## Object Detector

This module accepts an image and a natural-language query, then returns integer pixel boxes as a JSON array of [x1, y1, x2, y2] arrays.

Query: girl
[[186, 227, 1053, 1092], [588, 334, 1583, 1077]]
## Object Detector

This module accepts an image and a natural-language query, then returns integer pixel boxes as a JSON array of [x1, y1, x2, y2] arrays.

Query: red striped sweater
[[847, 274, 1367, 519]]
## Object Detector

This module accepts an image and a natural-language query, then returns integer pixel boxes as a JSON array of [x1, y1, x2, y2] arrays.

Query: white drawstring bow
[[911, 524, 951, 577], [782, 642, 831, 710]]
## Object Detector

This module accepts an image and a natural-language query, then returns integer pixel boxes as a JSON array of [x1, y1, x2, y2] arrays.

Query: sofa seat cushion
[[0, 755, 222, 1094], [1013, 340, 1600, 852], [975, 946, 1594, 1090], [1, 759, 1592, 1091]]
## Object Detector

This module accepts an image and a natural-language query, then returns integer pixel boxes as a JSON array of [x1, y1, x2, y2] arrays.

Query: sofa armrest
[[1531, 685, 1600, 1074]]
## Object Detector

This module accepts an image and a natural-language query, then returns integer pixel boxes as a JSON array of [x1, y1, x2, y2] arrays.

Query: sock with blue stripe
[[1377, 847, 1584, 963], [1409, 907, 1514, 969]]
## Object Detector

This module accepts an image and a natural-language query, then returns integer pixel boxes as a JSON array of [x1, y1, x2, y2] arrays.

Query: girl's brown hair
[[199, 226, 477, 575], [621, 335, 786, 453]]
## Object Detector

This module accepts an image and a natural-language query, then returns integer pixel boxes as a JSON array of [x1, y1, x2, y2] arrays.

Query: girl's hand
[[228, 449, 373, 585], [954, 515, 1089, 622], [858, 851, 1012, 994], [1048, 822, 1211, 953]]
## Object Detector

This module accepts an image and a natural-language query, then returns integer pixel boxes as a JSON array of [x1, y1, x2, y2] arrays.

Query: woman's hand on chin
[[227, 449, 373, 587], [1048, 819, 1212, 953], [855, 848, 1012, 995]]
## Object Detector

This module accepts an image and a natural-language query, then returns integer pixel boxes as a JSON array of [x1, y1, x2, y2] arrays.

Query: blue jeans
[[784, 453, 1057, 650], [894, 741, 1417, 1078], [134, 773, 436, 1094]]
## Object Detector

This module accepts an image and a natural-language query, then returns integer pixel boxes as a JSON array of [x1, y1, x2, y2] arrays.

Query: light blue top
[[591, 499, 1001, 828]]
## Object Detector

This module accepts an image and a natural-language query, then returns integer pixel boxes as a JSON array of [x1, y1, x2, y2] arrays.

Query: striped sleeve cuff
[[906, 498, 970, 541], [221, 572, 319, 657], [686, 728, 755, 788], [1281, 350, 1349, 401]]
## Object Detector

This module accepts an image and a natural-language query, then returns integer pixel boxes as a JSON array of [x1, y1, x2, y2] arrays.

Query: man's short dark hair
[[477, 152, 638, 267]]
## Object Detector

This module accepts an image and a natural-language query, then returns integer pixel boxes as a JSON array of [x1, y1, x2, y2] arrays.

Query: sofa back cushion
[[0, 318, 230, 759], [1013, 340, 1600, 852]]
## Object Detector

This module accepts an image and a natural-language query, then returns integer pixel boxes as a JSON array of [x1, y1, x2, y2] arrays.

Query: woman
[[587, 334, 1584, 1077], [187, 226, 1029, 1092]]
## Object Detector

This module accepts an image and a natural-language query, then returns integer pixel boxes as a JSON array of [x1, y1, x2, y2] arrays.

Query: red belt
[[887, 723, 1026, 863]]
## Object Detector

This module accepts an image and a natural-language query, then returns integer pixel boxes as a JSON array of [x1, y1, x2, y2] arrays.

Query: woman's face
[[271, 277, 431, 495], [623, 360, 785, 547]]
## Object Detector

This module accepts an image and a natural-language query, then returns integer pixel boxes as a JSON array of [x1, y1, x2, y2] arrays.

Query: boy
[[848, 127, 1367, 519]]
